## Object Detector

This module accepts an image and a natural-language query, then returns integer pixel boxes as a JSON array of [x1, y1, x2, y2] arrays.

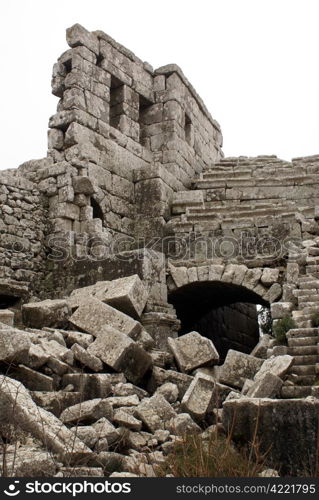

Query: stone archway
[[167, 261, 283, 360]]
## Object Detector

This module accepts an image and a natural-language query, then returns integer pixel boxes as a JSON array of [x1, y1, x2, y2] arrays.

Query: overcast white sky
[[1, 0, 319, 170]]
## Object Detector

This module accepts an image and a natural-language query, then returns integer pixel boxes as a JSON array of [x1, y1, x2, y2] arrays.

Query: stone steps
[[286, 328, 319, 339], [287, 345, 318, 355], [289, 364, 316, 375], [281, 386, 313, 398], [292, 355, 318, 366], [288, 336, 319, 347]]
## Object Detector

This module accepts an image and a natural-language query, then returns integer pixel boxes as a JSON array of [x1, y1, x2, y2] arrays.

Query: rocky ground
[[0, 275, 317, 477]]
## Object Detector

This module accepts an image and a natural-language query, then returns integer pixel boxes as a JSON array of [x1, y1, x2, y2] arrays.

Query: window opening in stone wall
[[90, 197, 104, 221], [109, 75, 125, 130], [185, 113, 193, 145], [139, 95, 153, 147]]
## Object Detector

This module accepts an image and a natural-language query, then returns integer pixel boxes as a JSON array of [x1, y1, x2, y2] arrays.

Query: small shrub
[[157, 432, 266, 477], [311, 312, 319, 328], [272, 315, 296, 345]]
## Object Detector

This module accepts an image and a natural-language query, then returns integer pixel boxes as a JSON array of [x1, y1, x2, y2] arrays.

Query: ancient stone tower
[[2, 24, 319, 395]]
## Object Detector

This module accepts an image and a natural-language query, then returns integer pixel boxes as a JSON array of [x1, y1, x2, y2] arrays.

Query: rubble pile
[[0, 274, 318, 477]]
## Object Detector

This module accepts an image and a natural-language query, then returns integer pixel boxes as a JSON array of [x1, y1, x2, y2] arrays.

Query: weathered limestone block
[[181, 373, 215, 420], [0, 309, 14, 326], [271, 302, 293, 320], [92, 417, 119, 445], [246, 372, 283, 398], [135, 394, 177, 432], [250, 334, 271, 358], [87, 326, 152, 383], [166, 413, 201, 435], [62, 373, 120, 399], [70, 275, 148, 318], [155, 382, 179, 403], [147, 367, 193, 399], [31, 391, 82, 417], [168, 332, 219, 373], [222, 398, 319, 475], [72, 176, 95, 195], [12, 365, 55, 391], [66, 23, 99, 55], [264, 283, 282, 303], [22, 300, 71, 329], [69, 298, 142, 339], [219, 350, 264, 389], [60, 398, 113, 424], [71, 343, 104, 371], [112, 382, 148, 399], [65, 331, 94, 349], [0, 376, 92, 464], [113, 409, 142, 431], [254, 355, 294, 382], [261, 268, 280, 286], [70, 426, 98, 449], [0, 326, 31, 363]]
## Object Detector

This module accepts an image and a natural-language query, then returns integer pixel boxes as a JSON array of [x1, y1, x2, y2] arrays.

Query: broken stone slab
[[71, 343, 103, 372], [222, 397, 319, 475], [0, 309, 14, 326], [87, 326, 152, 384], [135, 394, 177, 432], [38, 339, 74, 365], [113, 409, 142, 431], [1, 447, 58, 477], [181, 373, 215, 420], [69, 298, 142, 340], [250, 334, 272, 358], [60, 398, 114, 424], [168, 331, 219, 373], [0, 326, 31, 364], [69, 275, 149, 319], [58, 467, 104, 477], [107, 395, 139, 408], [219, 350, 264, 389], [0, 376, 92, 464], [246, 372, 283, 398], [254, 355, 294, 382], [166, 413, 201, 435], [66, 23, 99, 55], [12, 365, 55, 391], [22, 299, 71, 329], [27, 344, 49, 369], [147, 366, 193, 399], [31, 391, 82, 417], [47, 357, 73, 376]]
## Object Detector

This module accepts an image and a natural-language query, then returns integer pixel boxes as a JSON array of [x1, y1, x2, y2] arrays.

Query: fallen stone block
[[147, 366, 193, 399], [27, 344, 49, 369], [107, 395, 139, 408], [12, 365, 55, 391], [92, 418, 119, 445], [70, 426, 98, 449], [112, 382, 148, 399], [135, 394, 177, 432], [31, 391, 82, 417], [0, 447, 58, 477], [87, 326, 152, 384], [69, 298, 142, 339], [168, 331, 219, 373], [155, 382, 179, 403], [250, 334, 272, 358], [254, 355, 294, 381], [0, 309, 14, 326], [181, 373, 215, 420], [66, 23, 99, 55], [70, 275, 148, 319], [246, 372, 283, 398], [113, 409, 142, 431], [47, 357, 72, 376], [60, 398, 114, 424], [222, 397, 319, 475], [0, 376, 92, 464], [59, 467, 104, 477], [166, 413, 201, 435], [0, 326, 31, 364], [219, 350, 264, 389], [62, 373, 119, 399], [38, 339, 74, 365], [22, 299, 71, 329], [71, 343, 103, 372], [65, 331, 94, 349]]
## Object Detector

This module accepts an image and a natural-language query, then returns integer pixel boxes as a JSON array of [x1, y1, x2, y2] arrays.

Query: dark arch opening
[[90, 198, 104, 221], [0, 294, 20, 310], [168, 281, 269, 361]]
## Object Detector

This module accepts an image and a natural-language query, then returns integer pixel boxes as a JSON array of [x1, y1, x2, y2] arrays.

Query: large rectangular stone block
[[168, 331, 219, 373], [69, 298, 142, 339], [219, 350, 263, 389], [181, 373, 215, 420]]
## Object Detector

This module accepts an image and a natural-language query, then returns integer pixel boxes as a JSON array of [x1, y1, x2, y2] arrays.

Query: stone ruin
[[0, 24, 319, 477]]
